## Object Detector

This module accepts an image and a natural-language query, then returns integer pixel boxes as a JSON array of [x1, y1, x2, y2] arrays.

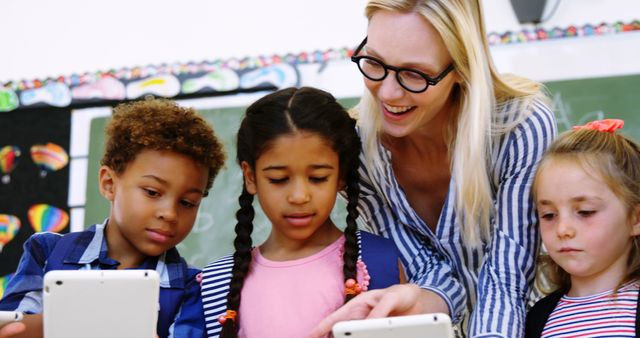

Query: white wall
[[486, 0, 640, 81], [1, 0, 367, 82], [2, 0, 639, 83], [485, 0, 640, 32]]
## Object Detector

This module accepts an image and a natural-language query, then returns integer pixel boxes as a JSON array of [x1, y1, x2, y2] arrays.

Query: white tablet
[[0, 311, 23, 328], [43, 269, 160, 338], [332, 313, 455, 338]]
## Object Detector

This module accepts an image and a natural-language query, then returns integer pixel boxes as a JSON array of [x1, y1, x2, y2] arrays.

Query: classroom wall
[[2, 0, 639, 83]]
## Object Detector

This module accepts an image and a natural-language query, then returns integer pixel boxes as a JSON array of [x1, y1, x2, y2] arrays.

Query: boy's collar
[[63, 219, 187, 288]]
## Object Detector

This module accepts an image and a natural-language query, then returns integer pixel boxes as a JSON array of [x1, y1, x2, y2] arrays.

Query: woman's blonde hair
[[356, 0, 548, 246], [533, 128, 640, 294]]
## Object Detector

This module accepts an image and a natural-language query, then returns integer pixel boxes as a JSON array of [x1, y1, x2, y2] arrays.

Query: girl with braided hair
[[200, 87, 404, 338]]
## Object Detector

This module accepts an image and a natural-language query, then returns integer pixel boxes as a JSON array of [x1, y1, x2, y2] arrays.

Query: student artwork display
[[0, 205, 70, 254], [0, 214, 20, 253], [30, 143, 69, 178], [0, 107, 71, 292], [0, 142, 69, 252], [0, 88, 19, 113], [0, 146, 20, 184], [486, 20, 640, 45], [0, 20, 637, 113], [0, 274, 13, 298], [27, 204, 69, 233], [0, 143, 69, 183]]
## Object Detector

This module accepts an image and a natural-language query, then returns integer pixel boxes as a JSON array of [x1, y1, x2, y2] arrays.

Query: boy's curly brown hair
[[101, 98, 226, 196]]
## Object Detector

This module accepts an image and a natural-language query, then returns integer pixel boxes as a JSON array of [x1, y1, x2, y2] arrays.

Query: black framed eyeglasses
[[350, 37, 455, 93]]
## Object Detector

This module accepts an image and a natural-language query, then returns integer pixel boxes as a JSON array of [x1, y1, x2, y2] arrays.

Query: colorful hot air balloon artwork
[[0, 273, 14, 299], [0, 145, 21, 184], [0, 214, 21, 253], [28, 204, 69, 233], [30, 143, 69, 178]]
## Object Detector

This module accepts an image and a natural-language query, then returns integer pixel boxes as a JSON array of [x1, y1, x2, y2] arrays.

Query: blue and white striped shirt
[[354, 100, 556, 337]]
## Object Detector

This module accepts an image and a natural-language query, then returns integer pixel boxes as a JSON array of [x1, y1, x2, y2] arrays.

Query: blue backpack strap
[[158, 286, 184, 337], [154, 247, 206, 338], [157, 263, 200, 338], [357, 231, 400, 289]]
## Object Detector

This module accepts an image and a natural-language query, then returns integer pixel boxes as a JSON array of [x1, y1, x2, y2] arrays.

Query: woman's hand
[[307, 284, 449, 338], [0, 322, 26, 338]]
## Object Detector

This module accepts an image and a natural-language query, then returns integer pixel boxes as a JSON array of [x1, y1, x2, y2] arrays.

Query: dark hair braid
[[220, 187, 254, 338], [342, 158, 362, 302]]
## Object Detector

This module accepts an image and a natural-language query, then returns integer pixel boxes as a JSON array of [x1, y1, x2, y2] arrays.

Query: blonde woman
[[311, 0, 556, 337]]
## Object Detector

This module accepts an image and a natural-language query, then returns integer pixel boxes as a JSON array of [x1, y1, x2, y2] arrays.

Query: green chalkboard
[[546, 73, 640, 138], [84, 97, 360, 268], [84, 74, 640, 268]]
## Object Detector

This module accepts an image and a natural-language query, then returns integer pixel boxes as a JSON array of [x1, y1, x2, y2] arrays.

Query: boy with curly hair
[[0, 98, 226, 338]]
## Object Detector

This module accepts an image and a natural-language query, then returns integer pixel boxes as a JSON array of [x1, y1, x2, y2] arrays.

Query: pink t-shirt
[[237, 235, 369, 338]]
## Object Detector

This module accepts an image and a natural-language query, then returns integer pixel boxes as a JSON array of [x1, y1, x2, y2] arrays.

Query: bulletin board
[[0, 107, 71, 282], [545, 73, 640, 137]]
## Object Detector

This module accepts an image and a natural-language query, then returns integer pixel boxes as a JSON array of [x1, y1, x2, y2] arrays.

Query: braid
[[220, 186, 255, 338], [342, 156, 361, 302]]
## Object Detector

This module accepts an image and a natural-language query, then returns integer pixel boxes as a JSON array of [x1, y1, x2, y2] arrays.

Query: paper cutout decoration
[[30, 143, 69, 178], [71, 76, 126, 100], [0, 214, 21, 253], [19, 82, 72, 107], [28, 204, 69, 233], [240, 63, 298, 89], [0, 145, 21, 184], [0, 88, 19, 112], [0, 274, 14, 299], [126, 74, 181, 99], [181, 68, 240, 93]]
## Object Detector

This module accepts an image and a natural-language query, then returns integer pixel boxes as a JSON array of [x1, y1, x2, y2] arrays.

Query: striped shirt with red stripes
[[542, 282, 639, 337]]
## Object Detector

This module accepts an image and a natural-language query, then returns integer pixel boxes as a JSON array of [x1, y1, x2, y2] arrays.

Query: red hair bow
[[572, 119, 624, 133]]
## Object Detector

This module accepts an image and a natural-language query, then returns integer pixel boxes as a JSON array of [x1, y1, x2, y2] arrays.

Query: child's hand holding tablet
[[0, 311, 22, 328], [0, 312, 25, 338]]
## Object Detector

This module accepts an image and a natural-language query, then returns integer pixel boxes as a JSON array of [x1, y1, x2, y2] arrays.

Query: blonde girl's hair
[[532, 128, 640, 294], [356, 0, 549, 246]]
